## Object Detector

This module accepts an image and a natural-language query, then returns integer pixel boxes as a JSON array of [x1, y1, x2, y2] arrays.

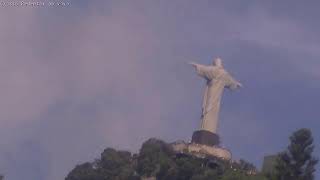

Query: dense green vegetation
[[272, 128, 318, 180], [65, 129, 317, 180]]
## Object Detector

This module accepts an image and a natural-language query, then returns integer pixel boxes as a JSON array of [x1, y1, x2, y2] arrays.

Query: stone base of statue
[[171, 129, 231, 160], [191, 130, 220, 146], [171, 140, 231, 161]]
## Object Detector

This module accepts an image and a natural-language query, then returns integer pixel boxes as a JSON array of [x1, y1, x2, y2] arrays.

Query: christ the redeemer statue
[[189, 58, 242, 135]]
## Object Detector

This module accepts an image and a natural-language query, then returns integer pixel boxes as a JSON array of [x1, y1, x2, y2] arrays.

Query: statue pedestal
[[191, 130, 220, 146]]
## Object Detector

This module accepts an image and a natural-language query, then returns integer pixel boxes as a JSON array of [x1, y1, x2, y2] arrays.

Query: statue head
[[213, 57, 223, 67]]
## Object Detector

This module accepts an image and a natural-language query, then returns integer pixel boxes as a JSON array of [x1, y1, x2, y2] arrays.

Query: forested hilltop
[[65, 129, 318, 180]]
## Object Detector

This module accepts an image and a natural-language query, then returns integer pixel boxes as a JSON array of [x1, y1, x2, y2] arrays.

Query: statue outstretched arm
[[225, 74, 242, 90], [188, 62, 212, 79]]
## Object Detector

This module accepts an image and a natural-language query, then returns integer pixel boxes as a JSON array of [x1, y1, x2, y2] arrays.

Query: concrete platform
[[171, 141, 231, 161]]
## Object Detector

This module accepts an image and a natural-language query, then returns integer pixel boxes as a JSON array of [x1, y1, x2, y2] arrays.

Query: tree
[[96, 148, 137, 180], [221, 169, 267, 180], [65, 163, 103, 180], [274, 128, 318, 180], [66, 138, 266, 180], [136, 138, 176, 179], [66, 148, 139, 180], [234, 159, 257, 174]]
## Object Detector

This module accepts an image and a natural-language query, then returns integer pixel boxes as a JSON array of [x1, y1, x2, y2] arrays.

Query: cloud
[[0, 1, 320, 180], [228, 6, 320, 78], [0, 3, 184, 180]]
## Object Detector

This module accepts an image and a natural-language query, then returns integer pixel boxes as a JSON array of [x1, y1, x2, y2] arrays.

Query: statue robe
[[193, 64, 240, 133]]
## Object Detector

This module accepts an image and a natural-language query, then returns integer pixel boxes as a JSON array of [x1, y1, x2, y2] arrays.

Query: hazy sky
[[0, 1, 319, 180]]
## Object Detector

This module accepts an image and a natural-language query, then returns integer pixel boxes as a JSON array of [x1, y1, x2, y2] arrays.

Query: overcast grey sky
[[0, 1, 319, 180]]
